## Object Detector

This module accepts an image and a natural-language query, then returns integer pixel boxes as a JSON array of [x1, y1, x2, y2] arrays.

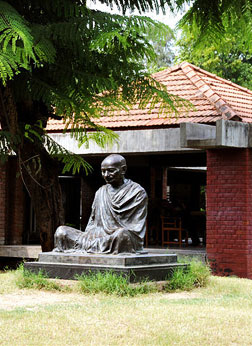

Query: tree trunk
[[19, 140, 65, 251], [0, 85, 64, 251]]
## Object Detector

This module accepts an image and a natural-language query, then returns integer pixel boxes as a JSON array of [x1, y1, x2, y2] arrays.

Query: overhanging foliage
[[0, 0, 188, 174]]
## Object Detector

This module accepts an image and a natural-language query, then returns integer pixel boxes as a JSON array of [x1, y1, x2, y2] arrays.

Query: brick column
[[0, 163, 7, 244], [207, 149, 252, 279]]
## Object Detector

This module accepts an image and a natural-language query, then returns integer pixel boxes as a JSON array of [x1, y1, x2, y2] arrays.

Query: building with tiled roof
[[2, 62, 252, 280], [47, 61, 252, 132]]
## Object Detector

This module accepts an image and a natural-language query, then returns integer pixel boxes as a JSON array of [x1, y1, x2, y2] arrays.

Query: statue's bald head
[[101, 154, 127, 187], [101, 154, 126, 168]]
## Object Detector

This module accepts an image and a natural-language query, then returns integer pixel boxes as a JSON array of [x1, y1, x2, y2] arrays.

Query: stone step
[[24, 261, 187, 282], [39, 252, 177, 266], [25, 252, 188, 282]]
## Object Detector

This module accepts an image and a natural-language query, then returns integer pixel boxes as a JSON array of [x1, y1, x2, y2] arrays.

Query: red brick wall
[[0, 163, 7, 244], [207, 148, 252, 279]]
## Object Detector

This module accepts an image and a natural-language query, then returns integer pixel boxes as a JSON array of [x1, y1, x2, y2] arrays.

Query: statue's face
[[101, 159, 125, 187]]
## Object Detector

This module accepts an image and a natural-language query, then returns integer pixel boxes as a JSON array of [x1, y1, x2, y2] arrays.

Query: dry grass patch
[[1, 271, 252, 345], [0, 270, 19, 294]]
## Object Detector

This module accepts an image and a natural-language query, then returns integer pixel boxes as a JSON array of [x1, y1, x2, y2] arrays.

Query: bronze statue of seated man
[[54, 154, 148, 254]]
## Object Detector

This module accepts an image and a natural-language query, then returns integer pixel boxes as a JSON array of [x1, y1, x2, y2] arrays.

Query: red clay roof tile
[[47, 62, 252, 131]]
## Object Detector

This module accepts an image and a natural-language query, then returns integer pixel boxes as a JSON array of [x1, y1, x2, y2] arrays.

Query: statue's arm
[[119, 188, 148, 235], [84, 192, 97, 232]]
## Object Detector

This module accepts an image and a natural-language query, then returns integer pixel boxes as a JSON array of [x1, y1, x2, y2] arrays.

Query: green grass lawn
[[1, 270, 252, 345]]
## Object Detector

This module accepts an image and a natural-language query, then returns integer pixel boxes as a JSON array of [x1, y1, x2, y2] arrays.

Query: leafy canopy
[[146, 28, 175, 73], [177, 0, 252, 51], [176, 16, 252, 89], [5, 0, 249, 174], [0, 0, 187, 173]]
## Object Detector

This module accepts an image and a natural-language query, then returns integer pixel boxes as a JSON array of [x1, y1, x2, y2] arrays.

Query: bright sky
[[86, 1, 184, 29]]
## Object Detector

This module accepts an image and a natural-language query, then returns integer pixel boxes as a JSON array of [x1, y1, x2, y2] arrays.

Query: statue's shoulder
[[94, 184, 107, 197], [98, 184, 107, 190], [127, 179, 147, 196], [129, 179, 143, 189]]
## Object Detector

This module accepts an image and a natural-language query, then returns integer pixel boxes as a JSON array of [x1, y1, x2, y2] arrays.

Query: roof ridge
[[151, 64, 181, 78], [180, 61, 252, 96], [179, 62, 241, 120]]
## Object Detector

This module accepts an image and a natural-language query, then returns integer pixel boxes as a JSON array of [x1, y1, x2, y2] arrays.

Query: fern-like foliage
[[0, 0, 189, 177], [44, 134, 93, 175], [97, 0, 171, 14], [177, 0, 252, 52], [0, 1, 56, 84]]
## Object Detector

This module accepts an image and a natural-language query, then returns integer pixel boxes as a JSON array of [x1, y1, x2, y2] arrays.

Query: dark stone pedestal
[[24, 252, 187, 282]]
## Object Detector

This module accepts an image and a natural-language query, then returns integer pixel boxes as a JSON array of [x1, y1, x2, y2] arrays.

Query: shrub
[[77, 271, 157, 297], [165, 260, 211, 292], [14, 261, 210, 295]]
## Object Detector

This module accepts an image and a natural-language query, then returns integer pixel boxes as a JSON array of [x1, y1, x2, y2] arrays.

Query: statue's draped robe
[[54, 179, 147, 254]]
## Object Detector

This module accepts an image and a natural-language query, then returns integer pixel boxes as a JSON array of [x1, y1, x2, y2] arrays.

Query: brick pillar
[[0, 163, 7, 244], [207, 148, 252, 279]]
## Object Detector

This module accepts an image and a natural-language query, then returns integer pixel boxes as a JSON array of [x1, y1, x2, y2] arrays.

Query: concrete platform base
[[0, 245, 41, 258], [24, 252, 187, 282]]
